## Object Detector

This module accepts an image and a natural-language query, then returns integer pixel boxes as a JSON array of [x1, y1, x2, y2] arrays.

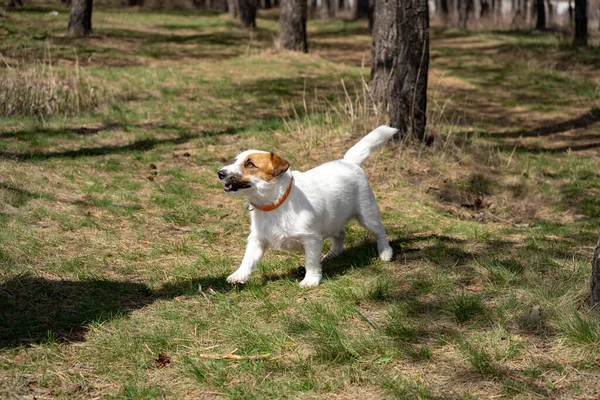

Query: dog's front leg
[[299, 236, 323, 288], [227, 237, 266, 285]]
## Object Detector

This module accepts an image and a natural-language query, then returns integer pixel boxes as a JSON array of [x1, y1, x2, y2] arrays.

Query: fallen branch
[[198, 349, 270, 360]]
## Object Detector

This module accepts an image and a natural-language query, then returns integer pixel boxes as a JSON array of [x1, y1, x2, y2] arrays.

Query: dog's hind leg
[[356, 194, 393, 262], [323, 230, 346, 260], [300, 236, 323, 287]]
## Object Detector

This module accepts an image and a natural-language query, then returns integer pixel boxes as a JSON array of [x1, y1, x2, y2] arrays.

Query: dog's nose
[[218, 169, 227, 180]]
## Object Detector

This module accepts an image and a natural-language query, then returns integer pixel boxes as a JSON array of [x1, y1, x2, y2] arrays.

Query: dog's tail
[[343, 125, 398, 166]]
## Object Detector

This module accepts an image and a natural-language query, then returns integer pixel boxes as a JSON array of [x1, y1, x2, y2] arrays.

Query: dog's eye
[[245, 161, 256, 168]]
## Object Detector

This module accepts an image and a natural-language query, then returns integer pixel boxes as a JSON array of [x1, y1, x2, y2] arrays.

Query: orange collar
[[251, 177, 294, 212]]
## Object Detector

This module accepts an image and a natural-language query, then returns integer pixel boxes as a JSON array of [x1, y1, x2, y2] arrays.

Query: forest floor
[[1, 5, 600, 399]]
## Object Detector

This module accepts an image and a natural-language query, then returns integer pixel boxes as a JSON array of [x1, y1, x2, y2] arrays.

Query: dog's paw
[[321, 250, 340, 261], [379, 246, 393, 262], [299, 275, 321, 288], [226, 271, 250, 285]]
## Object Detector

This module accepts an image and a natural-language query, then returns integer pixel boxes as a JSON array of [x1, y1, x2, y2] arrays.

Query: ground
[[1, 5, 600, 399]]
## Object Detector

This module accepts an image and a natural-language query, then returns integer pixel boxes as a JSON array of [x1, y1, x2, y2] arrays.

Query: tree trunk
[[591, 237, 600, 309], [228, 0, 238, 17], [354, 0, 370, 19], [278, 0, 308, 52], [263, 0, 271, 9], [458, 0, 469, 28], [573, 0, 587, 46], [308, 0, 317, 17], [535, 0, 545, 29], [480, 0, 490, 17], [68, 0, 93, 36], [439, 0, 450, 23], [545, 0, 553, 24], [370, 0, 429, 141], [320, 0, 335, 19], [239, 0, 257, 27], [568, 0, 574, 27]]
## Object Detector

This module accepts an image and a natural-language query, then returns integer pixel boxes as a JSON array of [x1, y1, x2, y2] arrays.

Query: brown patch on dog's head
[[241, 152, 290, 182]]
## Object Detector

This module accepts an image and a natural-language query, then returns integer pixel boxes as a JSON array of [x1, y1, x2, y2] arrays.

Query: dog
[[217, 125, 397, 287]]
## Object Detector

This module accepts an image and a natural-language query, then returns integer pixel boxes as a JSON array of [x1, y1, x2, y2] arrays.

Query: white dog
[[218, 125, 397, 287]]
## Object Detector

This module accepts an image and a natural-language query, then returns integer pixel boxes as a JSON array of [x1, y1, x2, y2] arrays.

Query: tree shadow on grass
[[0, 273, 238, 349], [0, 126, 236, 161], [490, 108, 600, 139], [0, 276, 157, 349]]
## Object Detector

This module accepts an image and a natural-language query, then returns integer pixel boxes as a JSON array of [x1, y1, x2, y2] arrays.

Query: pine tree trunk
[[279, 0, 308, 52], [68, 0, 93, 36], [354, 0, 370, 19], [440, 0, 449, 23], [573, 0, 587, 46], [320, 0, 335, 19], [370, 0, 429, 141], [458, 0, 469, 28], [228, 0, 238, 17], [239, 0, 257, 27], [591, 237, 600, 309], [535, 0, 545, 28]]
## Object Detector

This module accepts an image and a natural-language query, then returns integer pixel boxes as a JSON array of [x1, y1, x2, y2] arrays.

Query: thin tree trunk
[[228, 0, 238, 17], [480, 0, 490, 17], [546, 0, 552, 24], [278, 0, 308, 52], [535, 0, 545, 29], [68, 0, 93, 36], [568, 0, 573, 27], [320, 0, 335, 19], [370, 0, 429, 142], [354, 0, 370, 19], [439, 0, 450, 23], [308, 0, 317, 16], [573, 0, 587, 46], [458, 0, 469, 28], [239, 0, 257, 27], [591, 237, 600, 310]]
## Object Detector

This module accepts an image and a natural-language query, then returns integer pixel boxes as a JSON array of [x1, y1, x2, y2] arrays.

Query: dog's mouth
[[223, 180, 251, 193]]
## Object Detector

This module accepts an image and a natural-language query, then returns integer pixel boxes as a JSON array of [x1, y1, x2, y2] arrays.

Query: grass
[[1, 4, 600, 399]]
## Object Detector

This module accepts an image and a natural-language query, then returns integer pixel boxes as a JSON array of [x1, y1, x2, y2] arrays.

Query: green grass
[[1, 5, 600, 399]]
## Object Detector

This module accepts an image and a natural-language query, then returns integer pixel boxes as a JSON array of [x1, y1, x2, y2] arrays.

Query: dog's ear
[[270, 152, 290, 177]]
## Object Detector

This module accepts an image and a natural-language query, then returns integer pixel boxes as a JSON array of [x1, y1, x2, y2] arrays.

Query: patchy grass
[[1, 5, 600, 400]]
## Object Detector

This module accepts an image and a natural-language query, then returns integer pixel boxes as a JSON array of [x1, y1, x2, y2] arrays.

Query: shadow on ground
[[0, 228, 581, 348]]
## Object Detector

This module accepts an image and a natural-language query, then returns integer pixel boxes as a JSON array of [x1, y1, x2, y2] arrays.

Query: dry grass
[[0, 52, 103, 119]]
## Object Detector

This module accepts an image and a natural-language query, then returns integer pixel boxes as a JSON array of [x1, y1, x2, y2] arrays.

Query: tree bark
[[591, 237, 600, 309], [68, 0, 93, 36], [278, 0, 308, 52], [370, 0, 429, 141], [239, 0, 257, 27], [535, 0, 545, 29], [458, 0, 469, 28], [573, 0, 587, 46], [320, 0, 335, 19]]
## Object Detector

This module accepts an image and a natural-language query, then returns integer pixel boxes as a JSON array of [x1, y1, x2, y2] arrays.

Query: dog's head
[[218, 150, 290, 195]]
